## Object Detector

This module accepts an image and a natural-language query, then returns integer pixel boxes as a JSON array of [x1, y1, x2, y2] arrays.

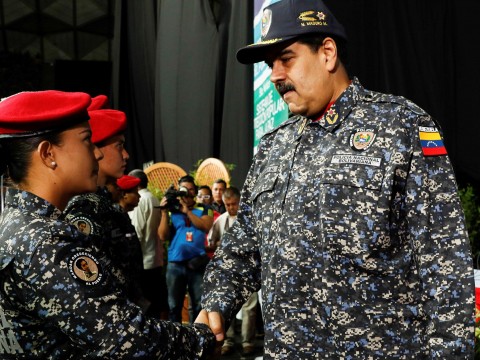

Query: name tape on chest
[[331, 154, 382, 167]]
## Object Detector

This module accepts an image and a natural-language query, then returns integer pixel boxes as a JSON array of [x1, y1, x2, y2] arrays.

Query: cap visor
[[236, 36, 297, 64]]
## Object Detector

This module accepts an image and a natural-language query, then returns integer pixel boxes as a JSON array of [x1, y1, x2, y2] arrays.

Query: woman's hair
[[0, 131, 62, 185]]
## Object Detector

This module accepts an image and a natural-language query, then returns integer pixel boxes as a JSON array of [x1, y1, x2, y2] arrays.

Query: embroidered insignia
[[331, 154, 382, 167], [68, 252, 103, 285], [419, 126, 447, 156], [299, 11, 318, 22], [261, 9, 272, 38], [350, 129, 376, 151], [71, 216, 93, 235], [325, 107, 339, 125], [297, 118, 308, 135], [298, 10, 328, 26]]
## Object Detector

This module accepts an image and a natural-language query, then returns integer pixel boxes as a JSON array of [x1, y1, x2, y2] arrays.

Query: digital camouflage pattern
[[202, 78, 475, 359], [64, 187, 145, 303], [0, 188, 215, 358]]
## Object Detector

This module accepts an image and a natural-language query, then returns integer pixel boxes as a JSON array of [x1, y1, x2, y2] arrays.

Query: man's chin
[[287, 104, 306, 116]]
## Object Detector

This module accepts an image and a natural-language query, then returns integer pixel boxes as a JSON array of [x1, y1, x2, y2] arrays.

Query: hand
[[179, 197, 189, 214], [195, 310, 224, 342], [159, 197, 168, 211], [195, 310, 224, 359]]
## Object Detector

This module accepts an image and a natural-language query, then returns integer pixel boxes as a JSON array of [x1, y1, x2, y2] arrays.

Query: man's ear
[[37, 140, 56, 169], [322, 37, 338, 72]]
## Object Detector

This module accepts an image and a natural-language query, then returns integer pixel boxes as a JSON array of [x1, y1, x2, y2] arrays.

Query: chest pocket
[[251, 172, 279, 224], [319, 160, 386, 260]]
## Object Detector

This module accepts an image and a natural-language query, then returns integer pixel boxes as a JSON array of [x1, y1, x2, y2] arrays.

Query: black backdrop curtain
[[113, 0, 480, 190]]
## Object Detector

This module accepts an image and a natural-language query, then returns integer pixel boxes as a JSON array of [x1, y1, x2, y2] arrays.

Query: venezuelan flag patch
[[419, 126, 447, 156]]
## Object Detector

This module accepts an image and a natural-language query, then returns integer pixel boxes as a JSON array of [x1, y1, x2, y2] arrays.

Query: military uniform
[[202, 78, 475, 358], [64, 187, 145, 304], [0, 188, 215, 358]]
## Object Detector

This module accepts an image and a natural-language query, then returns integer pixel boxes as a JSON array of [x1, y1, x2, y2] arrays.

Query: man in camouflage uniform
[[199, 0, 475, 358]]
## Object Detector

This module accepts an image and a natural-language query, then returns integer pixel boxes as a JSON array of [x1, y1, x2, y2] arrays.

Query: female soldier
[[0, 90, 215, 359]]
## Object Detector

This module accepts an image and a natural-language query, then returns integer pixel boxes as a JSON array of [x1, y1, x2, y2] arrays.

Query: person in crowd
[[208, 187, 258, 357], [197, 185, 220, 259], [158, 175, 213, 323], [198, 0, 475, 358], [129, 169, 169, 320], [116, 174, 141, 213], [211, 179, 227, 214], [64, 106, 145, 306], [197, 185, 214, 207], [0, 90, 216, 358]]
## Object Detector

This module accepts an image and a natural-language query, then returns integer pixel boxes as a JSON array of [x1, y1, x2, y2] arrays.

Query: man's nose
[[270, 61, 285, 84]]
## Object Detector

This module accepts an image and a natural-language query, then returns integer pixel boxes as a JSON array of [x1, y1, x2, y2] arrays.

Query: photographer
[[158, 175, 213, 323]]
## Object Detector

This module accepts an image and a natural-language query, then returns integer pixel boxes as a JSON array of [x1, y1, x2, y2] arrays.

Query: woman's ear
[[37, 141, 57, 169]]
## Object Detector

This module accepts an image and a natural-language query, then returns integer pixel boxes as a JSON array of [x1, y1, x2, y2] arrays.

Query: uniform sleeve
[[11, 240, 215, 359], [201, 140, 271, 323], [405, 114, 475, 357]]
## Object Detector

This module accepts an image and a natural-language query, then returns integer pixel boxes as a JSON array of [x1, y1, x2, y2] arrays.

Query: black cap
[[236, 0, 347, 64]]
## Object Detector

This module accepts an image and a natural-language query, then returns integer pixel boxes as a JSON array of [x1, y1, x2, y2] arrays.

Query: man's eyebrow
[[278, 49, 294, 56]]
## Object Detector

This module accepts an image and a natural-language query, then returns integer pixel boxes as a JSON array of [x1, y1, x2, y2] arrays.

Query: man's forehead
[[263, 39, 303, 62]]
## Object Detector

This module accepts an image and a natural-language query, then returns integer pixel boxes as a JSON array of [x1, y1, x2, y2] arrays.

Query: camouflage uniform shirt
[[202, 78, 475, 359], [0, 188, 215, 358], [65, 187, 144, 303]]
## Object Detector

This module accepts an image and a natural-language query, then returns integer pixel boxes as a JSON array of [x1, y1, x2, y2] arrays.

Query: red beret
[[89, 109, 127, 144], [117, 175, 140, 191], [0, 90, 91, 138], [88, 95, 109, 111]]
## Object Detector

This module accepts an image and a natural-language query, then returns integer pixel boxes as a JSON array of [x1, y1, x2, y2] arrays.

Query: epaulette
[[362, 90, 428, 116]]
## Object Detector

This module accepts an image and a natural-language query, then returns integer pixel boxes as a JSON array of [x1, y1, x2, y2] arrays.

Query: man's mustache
[[276, 82, 295, 96]]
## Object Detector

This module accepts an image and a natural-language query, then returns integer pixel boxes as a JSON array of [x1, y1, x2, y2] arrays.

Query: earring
[[51, 161, 57, 167]]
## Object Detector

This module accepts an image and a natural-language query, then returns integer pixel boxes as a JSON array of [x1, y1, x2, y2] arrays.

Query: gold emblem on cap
[[299, 10, 327, 27], [298, 11, 317, 22]]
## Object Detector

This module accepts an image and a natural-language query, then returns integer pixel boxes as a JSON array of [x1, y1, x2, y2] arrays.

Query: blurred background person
[[197, 185, 220, 259], [158, 175, 213, 323], [129, 169, 169, 320], [211, 179, 227, 214]]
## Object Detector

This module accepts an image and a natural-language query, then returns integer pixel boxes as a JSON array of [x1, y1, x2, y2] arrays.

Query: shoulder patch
[[419, 126, 447, 156], [68, 251, 103, 285], [70, 216, 94, 235]]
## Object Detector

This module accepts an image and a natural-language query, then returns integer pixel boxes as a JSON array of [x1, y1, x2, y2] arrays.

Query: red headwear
[[88, 95, 109, 111], [0, 90, 91, 138], [88, 109, 127, 145], [117, 175, 140, 191]]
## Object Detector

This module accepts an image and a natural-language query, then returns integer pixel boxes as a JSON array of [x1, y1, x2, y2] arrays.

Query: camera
[[161, 185, 188, 212]]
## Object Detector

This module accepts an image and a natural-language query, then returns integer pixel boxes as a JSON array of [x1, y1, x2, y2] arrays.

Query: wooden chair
[[144, 162, 187, 192], [195, 158, 231, 187]]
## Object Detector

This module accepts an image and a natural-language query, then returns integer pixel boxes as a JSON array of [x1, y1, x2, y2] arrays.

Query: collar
[[314, 77, 363, 133], [5, 188, 63, 220]]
